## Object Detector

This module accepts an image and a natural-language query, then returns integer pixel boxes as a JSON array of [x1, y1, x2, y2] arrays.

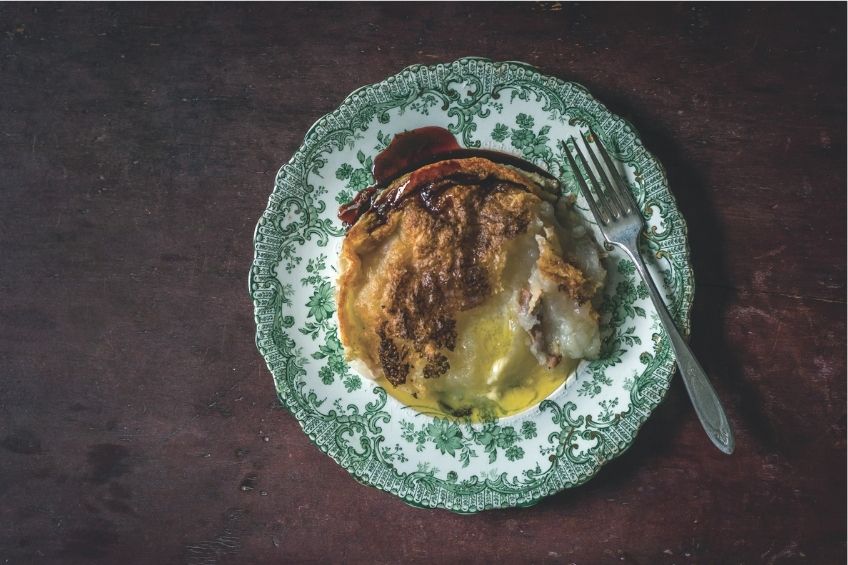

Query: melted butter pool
[[377, 289, 577, 421]]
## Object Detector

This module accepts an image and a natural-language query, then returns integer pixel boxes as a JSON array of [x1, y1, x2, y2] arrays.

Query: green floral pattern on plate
[[249, 57, 694, 512]]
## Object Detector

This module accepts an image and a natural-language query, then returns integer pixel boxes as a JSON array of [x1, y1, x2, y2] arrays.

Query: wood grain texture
[[0, 3, 844, 564]]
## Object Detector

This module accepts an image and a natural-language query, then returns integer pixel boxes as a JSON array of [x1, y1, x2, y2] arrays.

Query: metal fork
[[562, 132, 734, 454]]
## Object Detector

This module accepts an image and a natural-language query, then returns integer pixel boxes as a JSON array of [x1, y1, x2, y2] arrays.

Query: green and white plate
[[249, 57, 693, 512]]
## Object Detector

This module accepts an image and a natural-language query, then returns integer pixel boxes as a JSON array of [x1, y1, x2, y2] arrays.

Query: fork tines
[[561, 132, 638, 224]]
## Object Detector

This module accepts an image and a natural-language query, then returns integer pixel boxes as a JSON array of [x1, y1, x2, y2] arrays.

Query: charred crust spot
[[460, 264, 490, 309], [385, 270, 457, 356], [377, 326, 410, 386], [479, 181, 533, 238], [400, 311, 415, 342], [503, 216, 530, 238], [430, 316, 457, 350], [415, 271, 441, 313], [423, 354, 450, 379]]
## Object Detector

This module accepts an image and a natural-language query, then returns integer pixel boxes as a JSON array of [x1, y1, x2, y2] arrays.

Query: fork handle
[[621, 245, 735, 454]]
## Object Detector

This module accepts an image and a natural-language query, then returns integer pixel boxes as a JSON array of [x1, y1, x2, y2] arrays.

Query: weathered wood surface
[[0, 3, 844, 564]]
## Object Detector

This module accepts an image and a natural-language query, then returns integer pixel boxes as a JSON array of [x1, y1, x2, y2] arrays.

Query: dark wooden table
[[1, 3, 844, 564]]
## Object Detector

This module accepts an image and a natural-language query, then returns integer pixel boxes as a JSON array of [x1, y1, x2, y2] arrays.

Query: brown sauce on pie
[[338, 126, 556, 227]]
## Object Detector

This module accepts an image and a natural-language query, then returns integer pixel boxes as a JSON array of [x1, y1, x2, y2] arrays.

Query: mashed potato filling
[[337, 158, 604, 419]]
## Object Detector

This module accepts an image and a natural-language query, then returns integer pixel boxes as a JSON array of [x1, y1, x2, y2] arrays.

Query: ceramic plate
[[249, 57, 693, 512]]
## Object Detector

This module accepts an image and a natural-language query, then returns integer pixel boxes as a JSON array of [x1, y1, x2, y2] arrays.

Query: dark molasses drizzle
[[337, 126, 556, 228]]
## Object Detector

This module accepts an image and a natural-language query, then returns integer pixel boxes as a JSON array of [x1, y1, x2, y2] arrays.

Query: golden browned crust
[[336, 157, 582, 386], [537, 238, 600, 304]]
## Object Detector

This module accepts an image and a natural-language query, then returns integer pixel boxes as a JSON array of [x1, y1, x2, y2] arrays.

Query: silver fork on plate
[[562, 132, 734, 454]]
